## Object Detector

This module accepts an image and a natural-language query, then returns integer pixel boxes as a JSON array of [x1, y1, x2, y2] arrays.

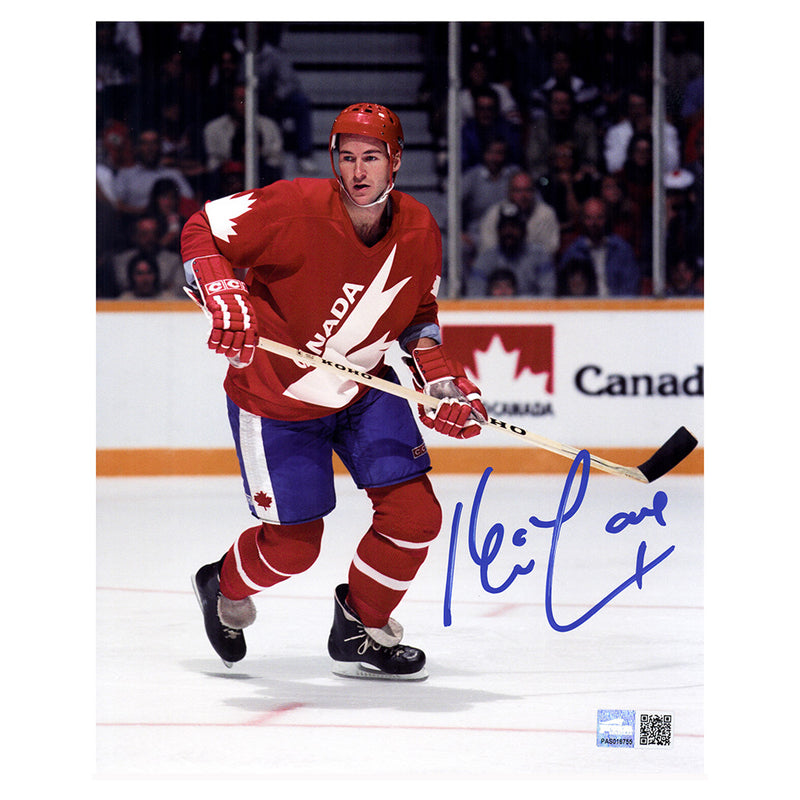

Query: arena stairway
[[279, 22, 448, 229]]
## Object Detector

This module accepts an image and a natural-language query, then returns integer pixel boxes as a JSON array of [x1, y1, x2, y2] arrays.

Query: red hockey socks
[[219, 519, 324, 600], [347, 476, 442, 627]]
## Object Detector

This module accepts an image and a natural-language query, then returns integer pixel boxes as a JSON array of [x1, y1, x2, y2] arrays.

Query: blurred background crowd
[[96, 21, 703, 301]]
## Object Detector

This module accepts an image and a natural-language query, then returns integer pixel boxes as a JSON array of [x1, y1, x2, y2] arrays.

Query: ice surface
[[97, 470, 705, 784]]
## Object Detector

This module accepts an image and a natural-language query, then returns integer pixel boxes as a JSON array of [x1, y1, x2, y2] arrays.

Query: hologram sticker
[[597, 709, 635, 748]]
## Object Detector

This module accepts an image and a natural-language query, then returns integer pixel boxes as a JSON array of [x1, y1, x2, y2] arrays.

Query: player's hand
[[204, 282, 257, 367], [191, 255, 258, 368], [408, 345, 487, 439]]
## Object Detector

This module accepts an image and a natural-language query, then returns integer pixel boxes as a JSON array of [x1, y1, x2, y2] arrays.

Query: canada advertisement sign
[[433, 308, 704, 451], [96, 305, 703, 458]]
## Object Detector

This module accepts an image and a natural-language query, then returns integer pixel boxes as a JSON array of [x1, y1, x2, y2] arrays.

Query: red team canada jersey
[[181, 178, 442, 421]]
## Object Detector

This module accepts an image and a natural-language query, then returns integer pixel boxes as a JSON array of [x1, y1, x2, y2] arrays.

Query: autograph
[[443, 449, 675, 631]]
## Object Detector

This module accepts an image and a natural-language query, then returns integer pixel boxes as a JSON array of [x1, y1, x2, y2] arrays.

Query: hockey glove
[[191, 255, 258, 368], [408, 345, 487, 439]]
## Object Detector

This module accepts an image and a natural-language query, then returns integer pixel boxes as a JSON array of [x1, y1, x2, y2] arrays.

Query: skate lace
[[222, 626, 242, 640], [345, 626, 386, 655]]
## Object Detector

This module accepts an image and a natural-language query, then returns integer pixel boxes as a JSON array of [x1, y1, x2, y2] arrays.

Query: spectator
[[620, 22, 655, 64], [664, 253, 703, 297], [613, 132, 656, 255], [528, 46, 599, 121], [97, 252, 119, 299], [112, 215, 185, 299], [204, 46, 242, 123], [145, 178, 186, 254], [680, 74, 704, 137], [98, 119, 135, 175], [681, 83, 704, 232], [461, 87, 524, 171], [557, 255, 598, 297], [96, 22, 141, 131], [600, 53, 655, 136], [118, 254, 172, 300], [171, 22, 231, 98], [152, 47, 201, 127], [252, 23, 318, 173], [97, 121, 135, 260], [134, 22, 238, 125], [511, 22, 562, 116], [524, 85, 601, 182], [664, 169, 702, 270], [460, 58, 521, 126], [467, 202, 555, 297], [113, 129, 199, 219], [487, 268, 519, 297], [478, 168, 560, 258], [218, 160, 246, 197], [534, 141, 591, 253], [559, 196, 641, 296], [663, 23, 703, 124], [461, 22, 518, 90], [461, 138, 517, 263], [603, 89, 681, 174], [96, 163, 119, 233], [684, 122, 704, 260], [598, 171, 644, 260], [155, 92, 205, 182], [143, 43, 207, 183], [203, 83, 284, 195], [579, 22, 637, 132]]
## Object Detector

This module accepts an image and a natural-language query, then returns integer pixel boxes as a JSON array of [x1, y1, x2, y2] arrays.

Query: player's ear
[[391, 150, 402, 174]]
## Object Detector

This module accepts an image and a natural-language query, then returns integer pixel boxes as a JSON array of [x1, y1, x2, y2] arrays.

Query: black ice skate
[[327, 584, 428, 681], [191, 558, 255, 668]]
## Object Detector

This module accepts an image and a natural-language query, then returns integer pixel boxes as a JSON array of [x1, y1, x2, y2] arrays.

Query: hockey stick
[[256, 336, 698, 484]]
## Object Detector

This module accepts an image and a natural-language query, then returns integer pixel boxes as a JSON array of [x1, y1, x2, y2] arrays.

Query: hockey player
[[183, 102, 486, 680]]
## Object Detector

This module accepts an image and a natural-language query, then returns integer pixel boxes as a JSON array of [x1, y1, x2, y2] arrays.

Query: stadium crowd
[[96, 21, 703, 300]]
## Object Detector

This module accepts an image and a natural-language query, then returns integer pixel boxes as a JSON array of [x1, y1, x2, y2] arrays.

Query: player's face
[[337, 133, 400, 206]]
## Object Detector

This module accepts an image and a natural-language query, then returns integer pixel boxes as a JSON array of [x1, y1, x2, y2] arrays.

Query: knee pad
[[366, 475, 442, 546], [259, 518, 324, 575]]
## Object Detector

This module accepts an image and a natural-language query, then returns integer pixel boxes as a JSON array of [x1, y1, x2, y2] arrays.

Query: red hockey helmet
[[329, 102, 404, 172]]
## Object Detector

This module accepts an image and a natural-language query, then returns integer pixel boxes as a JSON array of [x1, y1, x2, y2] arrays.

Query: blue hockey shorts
[[227, 368, 432, 525]]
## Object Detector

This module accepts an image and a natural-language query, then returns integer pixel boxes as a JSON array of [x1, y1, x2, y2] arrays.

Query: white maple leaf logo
[[283, 245, 410, 407], [329, 244, 409, 367], [205, 192, 256, 243], [468, 335, 550, 401]]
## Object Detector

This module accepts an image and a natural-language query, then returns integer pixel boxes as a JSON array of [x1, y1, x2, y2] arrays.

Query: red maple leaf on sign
[[253, 491, 273, 509]]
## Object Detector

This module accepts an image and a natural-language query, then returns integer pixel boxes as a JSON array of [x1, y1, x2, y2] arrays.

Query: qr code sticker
[[638, 713, 673, 747]]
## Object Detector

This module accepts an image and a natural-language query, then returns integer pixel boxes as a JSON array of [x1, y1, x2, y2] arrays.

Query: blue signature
[[443, 450, 675, 631]]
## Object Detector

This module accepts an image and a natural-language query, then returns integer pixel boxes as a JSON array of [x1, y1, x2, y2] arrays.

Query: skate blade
[[331, 660, 429, 681]]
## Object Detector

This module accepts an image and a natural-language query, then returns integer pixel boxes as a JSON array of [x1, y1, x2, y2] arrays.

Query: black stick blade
[[636, 426, 699, 483]]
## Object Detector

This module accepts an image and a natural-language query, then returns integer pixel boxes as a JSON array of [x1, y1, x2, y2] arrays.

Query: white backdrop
[[97, 306, 703, 452]]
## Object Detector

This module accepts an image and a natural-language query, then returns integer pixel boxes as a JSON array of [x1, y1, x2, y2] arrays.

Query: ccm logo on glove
[[203, 278, 248, 294]]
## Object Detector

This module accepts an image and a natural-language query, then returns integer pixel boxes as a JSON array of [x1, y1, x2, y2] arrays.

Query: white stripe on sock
[[374, 528, 432, 550], [232, 539, 275, 592], [351, 552, 412, 591]]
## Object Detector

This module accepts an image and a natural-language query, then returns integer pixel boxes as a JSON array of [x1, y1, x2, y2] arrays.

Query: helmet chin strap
[[338, 176, 395, 208]]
